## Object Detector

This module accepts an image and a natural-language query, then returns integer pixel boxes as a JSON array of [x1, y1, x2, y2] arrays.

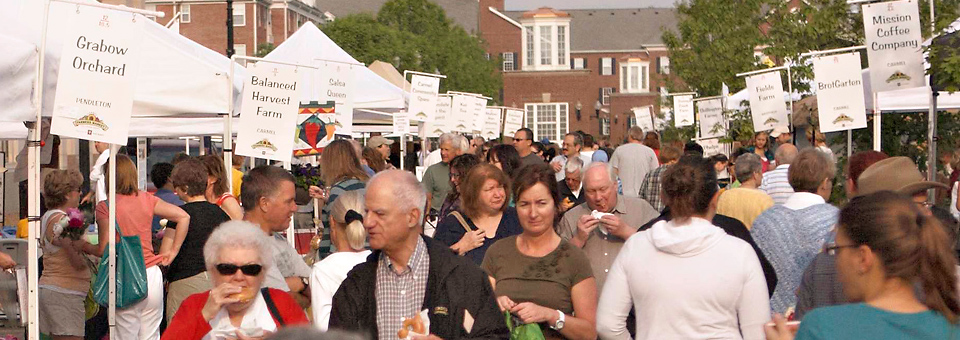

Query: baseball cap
[[367, 136, 394, 148], [770, 126, 791, 138], [856, 156, 949, 196]]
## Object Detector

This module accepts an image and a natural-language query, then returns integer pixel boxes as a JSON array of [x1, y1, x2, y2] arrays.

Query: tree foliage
[[320, 0, 501, 101], [662, 0, 769, 95]]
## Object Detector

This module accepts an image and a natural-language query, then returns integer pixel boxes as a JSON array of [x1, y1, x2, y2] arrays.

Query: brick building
[[479, 0, 680, 143], [145, 0, 325, 57]]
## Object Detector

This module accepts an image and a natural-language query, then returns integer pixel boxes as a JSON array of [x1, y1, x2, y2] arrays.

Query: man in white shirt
[[760, 144, 798, 205], [82, 141, 111, 204], [551, 132, 591, 181]]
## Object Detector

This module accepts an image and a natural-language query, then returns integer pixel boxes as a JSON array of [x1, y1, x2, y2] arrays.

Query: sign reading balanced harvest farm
[[235, 63, 300, 162]]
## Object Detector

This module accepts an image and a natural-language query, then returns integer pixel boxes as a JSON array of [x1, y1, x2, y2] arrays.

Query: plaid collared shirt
[[639, 164, 670, 212], [375, 237, 430, 340]]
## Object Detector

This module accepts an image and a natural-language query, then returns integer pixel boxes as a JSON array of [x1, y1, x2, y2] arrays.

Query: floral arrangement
[[292, 164, 322, 191], [54, 208, 87, 241]]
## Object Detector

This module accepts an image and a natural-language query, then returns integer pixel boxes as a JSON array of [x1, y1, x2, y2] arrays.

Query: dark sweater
[[329, 236, 509, 339], [639, 207, 779, 296]]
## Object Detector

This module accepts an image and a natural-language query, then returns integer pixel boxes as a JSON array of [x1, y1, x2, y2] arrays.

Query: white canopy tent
[[0, 0, 244, 121], [261, 23, 406, 117], [0, 33, 38, 123]]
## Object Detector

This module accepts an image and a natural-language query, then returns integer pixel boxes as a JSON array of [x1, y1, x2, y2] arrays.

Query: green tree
[[321, 0, 501, 102], [255, 43, 276, 58], [662, 0, 770, 95]]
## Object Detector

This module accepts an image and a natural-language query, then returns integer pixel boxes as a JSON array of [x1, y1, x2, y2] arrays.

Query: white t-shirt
[[310, 250, 371, 330]]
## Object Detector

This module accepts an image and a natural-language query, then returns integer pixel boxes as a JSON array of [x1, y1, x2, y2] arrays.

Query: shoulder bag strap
[[261, 288, 286, 326], [449, 211, 474, 233]]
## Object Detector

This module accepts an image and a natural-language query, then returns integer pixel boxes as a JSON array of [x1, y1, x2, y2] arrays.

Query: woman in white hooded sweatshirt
[[596, 155, 770, 340]]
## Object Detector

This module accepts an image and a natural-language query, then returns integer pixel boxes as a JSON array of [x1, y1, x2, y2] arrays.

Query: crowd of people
[[28, 126, 960, 340]]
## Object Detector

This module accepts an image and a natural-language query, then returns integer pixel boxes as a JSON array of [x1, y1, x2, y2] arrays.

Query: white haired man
[[422, 133, 469, 212], [330, 170, 508, 339]]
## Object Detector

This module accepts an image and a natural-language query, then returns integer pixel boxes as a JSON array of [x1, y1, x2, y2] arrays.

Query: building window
[[601, 118, 611, 136], [658, 56, 670, 74], [233, 3, 245, 26], [601, 58, 614, 76], [539, 26, 552, 66], [573, 58, 584, 70], [485, 53, 490, 60], [234, 44, 247, 57], [180, 4, 190, 23], [628, 116, 637, 128], [601, 87, 614, 105], [525, 26, 534, 67], [524, 103, 569, 143], [620, 61, 650, 93], [502, 52, 514, 71], [557, 26, 566, 66]]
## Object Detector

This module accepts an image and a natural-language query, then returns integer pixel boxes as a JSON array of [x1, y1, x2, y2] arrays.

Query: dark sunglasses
[[215, 263, 263, 276]]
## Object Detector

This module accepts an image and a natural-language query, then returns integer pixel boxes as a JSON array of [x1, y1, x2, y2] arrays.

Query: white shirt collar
[[204, 290, 277, 340], [783, 192, 825, 210]]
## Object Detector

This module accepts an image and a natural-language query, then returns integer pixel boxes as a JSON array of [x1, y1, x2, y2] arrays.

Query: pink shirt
[[96, 192, 161, 268]]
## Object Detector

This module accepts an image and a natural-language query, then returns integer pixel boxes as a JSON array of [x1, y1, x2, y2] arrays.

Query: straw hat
[[857, 156, 949, 196]]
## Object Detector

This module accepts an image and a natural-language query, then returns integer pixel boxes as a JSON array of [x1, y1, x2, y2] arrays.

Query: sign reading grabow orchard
[[814, 52, 868, 133], [235, 63, 300, 161], [51, 7, 145, 144], [862, 0, 925, 92], [745, 71, 789, 132]]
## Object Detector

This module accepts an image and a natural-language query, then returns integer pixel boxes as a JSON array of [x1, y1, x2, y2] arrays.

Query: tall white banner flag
[[482, 108, 502, 140], [319, 63, 355, 135], [235, 63, 300, 161], [503, 109, 524, 138], [814, 52, 868, 133], [862, 0, 924, 92], [471, 96, 487, 132], [426, 95, 453, 137], [697, 98, 725, 139], [745, 71, 789, 131], [632, 106, 654, 133], [51, 8, 145, 145], [451, 94, 472, 132], [673, 95, 694, 127], [408, 74, 441, 122]]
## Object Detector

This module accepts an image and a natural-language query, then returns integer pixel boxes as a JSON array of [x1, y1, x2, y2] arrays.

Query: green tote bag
[[505, 311, 545, 340], [92, 221, 148, 308]]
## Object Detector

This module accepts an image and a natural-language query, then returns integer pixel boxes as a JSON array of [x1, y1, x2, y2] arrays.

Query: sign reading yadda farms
[[51, 7, 145, 144], [235, 63, 300, 162]]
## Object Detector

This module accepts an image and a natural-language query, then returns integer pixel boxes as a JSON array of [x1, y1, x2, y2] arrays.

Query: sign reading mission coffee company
[[235, 63, 300, 161], [51, 7, 145, 144], [862, 0, 924, 92]]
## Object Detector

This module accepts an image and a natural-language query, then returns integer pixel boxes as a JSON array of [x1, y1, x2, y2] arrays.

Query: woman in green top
[[766, 191, 960, 340]]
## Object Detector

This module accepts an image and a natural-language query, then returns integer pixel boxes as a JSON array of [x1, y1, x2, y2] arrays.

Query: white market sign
[[451, 94, 473, 132], [814, 52, 868, 133], [481, 107, 502, 140], [471, 96, 487, 132], [318, 63, 355, 135], [502, 109, 525, 138], [673, 95, 695, 127], [425, 95, 453, 138], [235, 63, 301, 161], [862, 0, 925, 92], [407, 74, 441, 122], [745, 71, 789, 131], [632, 106, 654, 133], [696, 98, 725, 139], [51, 7, 145, 145]]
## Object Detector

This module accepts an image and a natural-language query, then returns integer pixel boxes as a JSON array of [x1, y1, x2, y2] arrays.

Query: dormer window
[[520, 8, 571, 71]]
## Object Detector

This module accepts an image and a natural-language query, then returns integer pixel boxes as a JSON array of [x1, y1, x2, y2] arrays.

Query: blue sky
[[505, 0, 678, 11]]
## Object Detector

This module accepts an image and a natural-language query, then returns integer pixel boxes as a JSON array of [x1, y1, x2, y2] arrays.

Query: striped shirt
[[760, 165, 793, 205], [375, 237, 430, 340], [319, 178, 366, 258]]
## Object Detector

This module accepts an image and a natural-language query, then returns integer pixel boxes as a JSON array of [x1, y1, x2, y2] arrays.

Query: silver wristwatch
[[550, 310, 565, 331]]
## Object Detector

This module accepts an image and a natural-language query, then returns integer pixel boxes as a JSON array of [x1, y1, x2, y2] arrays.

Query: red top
[[162, 288, 308, 340], [96, 192, 161, 268]]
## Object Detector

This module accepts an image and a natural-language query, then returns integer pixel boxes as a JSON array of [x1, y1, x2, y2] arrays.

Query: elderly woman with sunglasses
[[163, 221, 308, 340]]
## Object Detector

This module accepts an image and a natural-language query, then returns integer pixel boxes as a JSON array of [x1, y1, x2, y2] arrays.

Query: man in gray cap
[[367, 135, 396, 170]]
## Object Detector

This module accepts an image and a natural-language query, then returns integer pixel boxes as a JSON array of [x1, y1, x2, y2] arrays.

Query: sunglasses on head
[[215, 263, 263, 276]]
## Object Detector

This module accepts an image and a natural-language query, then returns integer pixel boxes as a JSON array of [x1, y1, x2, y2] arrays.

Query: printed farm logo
[[73, 113, 109, 131], [252, 139, 278, 153]]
